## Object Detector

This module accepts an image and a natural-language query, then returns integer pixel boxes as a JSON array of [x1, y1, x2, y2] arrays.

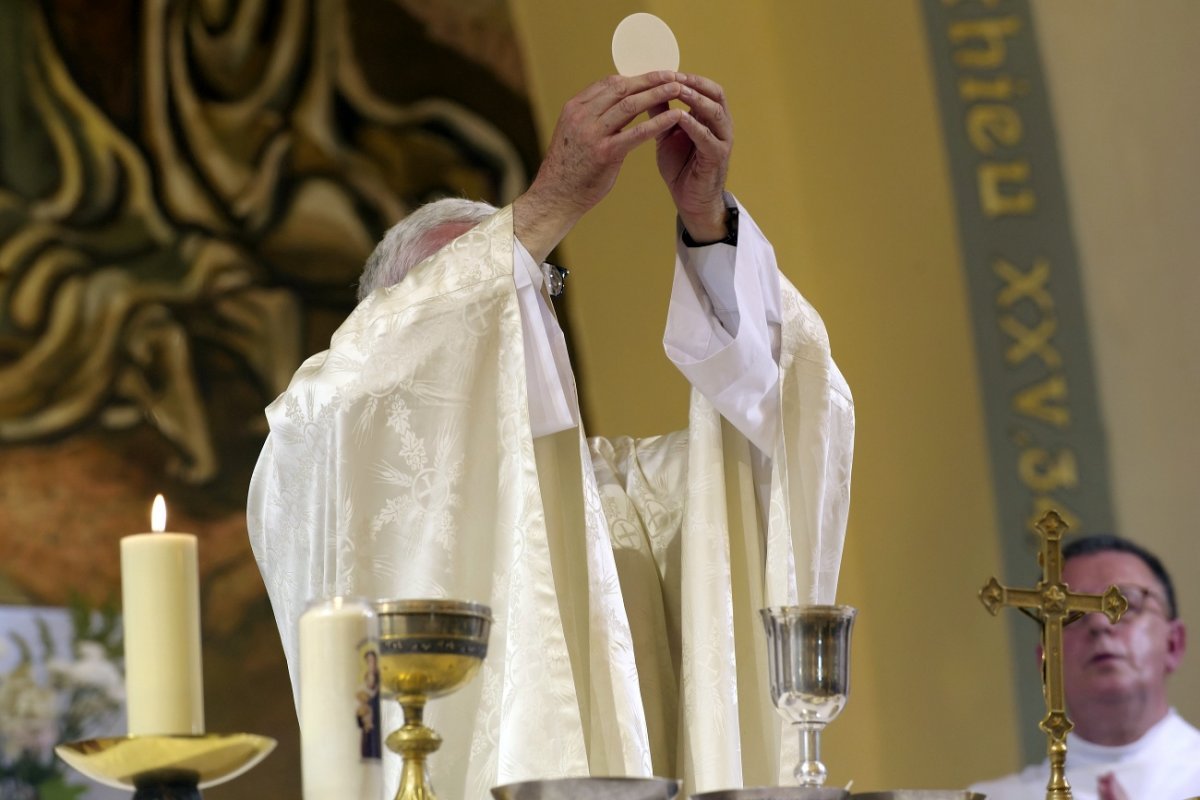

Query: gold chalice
[[375, 598, 492, 800]]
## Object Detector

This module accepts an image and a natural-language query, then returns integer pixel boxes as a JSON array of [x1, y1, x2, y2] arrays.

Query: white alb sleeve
[[513, 239, 578, 438], [663, 201, 783, 453]]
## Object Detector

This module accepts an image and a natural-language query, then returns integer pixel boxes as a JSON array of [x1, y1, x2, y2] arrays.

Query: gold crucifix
[[979, 510, 1129, 800]]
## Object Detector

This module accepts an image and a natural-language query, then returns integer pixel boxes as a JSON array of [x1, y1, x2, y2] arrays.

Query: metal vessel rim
[[375, 598, 493, 619]]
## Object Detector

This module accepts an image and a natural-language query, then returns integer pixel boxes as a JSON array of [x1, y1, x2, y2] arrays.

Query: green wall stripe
[[919, 0, 1116, 765]]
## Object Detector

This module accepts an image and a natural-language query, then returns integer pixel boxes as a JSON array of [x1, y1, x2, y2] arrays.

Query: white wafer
[[611, 13, 680, 76]]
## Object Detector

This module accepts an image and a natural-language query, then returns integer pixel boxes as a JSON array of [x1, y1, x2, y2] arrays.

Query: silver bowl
[[492, 777, 680, 800], [852, 792, 985, 800], [693, 789, 849, 800]]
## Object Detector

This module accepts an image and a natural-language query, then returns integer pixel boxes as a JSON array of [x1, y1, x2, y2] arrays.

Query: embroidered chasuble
[[247, 203, 855, 798]]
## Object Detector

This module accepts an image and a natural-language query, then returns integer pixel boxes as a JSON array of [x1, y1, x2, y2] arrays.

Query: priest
[[248, 70, 854, 798]]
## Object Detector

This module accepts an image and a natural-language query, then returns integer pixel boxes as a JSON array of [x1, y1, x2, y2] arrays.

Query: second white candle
[[300, 596, 381, 800]]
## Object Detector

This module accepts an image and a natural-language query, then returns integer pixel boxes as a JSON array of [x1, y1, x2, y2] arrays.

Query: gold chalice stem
[[387, 699, 443, 800]]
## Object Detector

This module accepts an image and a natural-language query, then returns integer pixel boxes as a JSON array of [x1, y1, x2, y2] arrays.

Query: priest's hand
[[1097, 772, 1130, 800], [653, 72, 733, 244], [513, 72, 685, 263]]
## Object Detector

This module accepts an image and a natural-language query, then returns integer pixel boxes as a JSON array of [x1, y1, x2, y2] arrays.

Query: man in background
[[972, 535, 1198, 800]]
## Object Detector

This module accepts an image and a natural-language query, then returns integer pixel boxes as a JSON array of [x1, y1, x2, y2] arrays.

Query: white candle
[[300, 596, 381, 800], [120, 494, 205, 735]]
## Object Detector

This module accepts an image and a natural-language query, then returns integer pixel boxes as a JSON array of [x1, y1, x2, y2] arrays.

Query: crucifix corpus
[[979, 509, 1129, 800]]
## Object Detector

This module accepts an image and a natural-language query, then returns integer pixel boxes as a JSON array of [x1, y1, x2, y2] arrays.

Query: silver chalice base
[[492, 777, 679, 800], [692, 788, 849, 800]]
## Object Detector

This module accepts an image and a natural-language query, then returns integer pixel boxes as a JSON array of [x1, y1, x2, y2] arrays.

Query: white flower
[[47, 656, 72, 683], [0, 666, 59, 764], [71, 646, 126, 703]]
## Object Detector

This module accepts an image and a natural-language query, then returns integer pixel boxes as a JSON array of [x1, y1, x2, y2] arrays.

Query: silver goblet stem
[[760, 605, 856, 788], [798, 723, 825, 786]]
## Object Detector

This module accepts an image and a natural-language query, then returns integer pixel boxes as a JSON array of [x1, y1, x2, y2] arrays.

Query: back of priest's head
[[358, 197, 497, 302]]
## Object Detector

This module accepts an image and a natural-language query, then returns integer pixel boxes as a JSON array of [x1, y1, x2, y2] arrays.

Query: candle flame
[[151, 494, 167, 532]]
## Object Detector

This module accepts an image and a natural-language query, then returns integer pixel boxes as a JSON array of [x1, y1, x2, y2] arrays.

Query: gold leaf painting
[[0, 1, 537, 795]]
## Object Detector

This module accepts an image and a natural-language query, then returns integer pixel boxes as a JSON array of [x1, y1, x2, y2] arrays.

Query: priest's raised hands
[[513, 71, 684, 263], [653, 72, 734, 244]]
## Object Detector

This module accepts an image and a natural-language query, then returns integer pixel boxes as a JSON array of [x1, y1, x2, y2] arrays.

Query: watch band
[[681, 205, 739, 248]]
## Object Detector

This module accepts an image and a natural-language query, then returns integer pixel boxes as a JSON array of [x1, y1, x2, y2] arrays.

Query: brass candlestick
[[979, 510, 1128, 800], [375, 598, 492, 800], [55, 732, 275, 798]]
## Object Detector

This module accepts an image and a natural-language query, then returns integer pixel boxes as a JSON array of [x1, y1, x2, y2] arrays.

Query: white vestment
[[247, 201, 855, 798], [970, 709, 1200, 800]]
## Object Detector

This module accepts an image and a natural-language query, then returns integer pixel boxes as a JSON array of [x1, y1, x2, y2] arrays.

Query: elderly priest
[[248, 70, 854, 798]]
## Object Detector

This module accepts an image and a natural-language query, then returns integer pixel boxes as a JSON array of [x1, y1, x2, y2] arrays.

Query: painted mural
[[0, 1, 538, 796]]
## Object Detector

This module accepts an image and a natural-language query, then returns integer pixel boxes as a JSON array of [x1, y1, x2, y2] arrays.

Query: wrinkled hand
[[513, 72, 685, 263], [652, 72, 733, 243], [1097, 772, 1130, 800]]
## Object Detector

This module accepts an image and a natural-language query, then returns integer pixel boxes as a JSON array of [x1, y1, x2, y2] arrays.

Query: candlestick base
[[55, 733, 275, 794], [131, 776, 202, 800]]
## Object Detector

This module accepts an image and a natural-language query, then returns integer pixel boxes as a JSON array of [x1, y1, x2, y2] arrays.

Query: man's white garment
[[247, 202, 855, 798], [970, 709, 1200, 800]]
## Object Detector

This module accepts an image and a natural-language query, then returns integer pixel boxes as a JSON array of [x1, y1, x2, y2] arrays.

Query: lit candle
[[121, 494, 205, 735]]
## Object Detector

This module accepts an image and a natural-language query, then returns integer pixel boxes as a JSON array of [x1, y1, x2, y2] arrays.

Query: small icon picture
[[356, 647, 382, 760]]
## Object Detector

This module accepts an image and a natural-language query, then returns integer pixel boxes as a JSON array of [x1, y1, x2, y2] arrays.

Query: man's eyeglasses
[[1063, 583, 1170, 629], [1110, 584, 1170, 621]]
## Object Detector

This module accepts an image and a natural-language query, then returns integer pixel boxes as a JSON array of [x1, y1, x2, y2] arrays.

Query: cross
[[979, 510, 1129, 800]]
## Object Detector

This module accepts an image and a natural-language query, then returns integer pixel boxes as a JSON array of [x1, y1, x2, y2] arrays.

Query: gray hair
[[357, 197, 498, 302]]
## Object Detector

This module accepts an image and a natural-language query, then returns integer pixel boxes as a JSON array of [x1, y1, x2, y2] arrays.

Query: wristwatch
[[681, 205, 739, 248]]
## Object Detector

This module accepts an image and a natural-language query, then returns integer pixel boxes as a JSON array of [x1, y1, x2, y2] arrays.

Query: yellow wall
[[1032, 0, 1200, 730], [510, 0, 1021, 791]]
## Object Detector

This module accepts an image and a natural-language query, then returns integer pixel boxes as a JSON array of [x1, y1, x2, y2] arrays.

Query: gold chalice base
[[55, 733, 276, 791]]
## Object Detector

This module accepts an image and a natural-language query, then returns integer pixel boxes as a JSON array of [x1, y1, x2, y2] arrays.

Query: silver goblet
[[760, 605, 857, 788]]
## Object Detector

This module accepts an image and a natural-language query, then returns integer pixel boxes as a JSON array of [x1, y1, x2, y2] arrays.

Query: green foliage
[[34, 774, 89, 800], [8, 631, 32, 665], [70, 593, 123, 664], [37, 617, 57, 661]]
